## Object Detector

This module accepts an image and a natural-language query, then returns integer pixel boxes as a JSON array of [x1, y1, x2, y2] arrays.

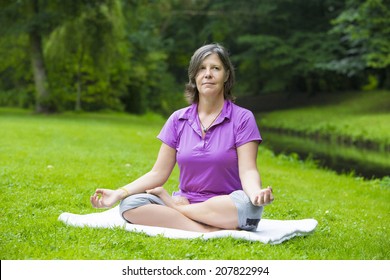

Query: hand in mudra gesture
[[90, 188, 122, 208], [251, 187, 274, 206]]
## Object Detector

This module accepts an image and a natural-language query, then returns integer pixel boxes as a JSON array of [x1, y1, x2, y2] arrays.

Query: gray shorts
[[229, 190, 263, 231], [119, 193, 165, 218], [119, 190, 263, 231]]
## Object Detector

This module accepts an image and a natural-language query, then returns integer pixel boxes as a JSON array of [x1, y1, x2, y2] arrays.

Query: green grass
[[258, 90, 390, 150], [1, 108, 389, 260]]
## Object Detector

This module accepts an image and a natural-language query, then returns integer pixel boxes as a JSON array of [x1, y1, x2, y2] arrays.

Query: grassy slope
[[258, 91, 390, 149], [1, 108, 389, 260]]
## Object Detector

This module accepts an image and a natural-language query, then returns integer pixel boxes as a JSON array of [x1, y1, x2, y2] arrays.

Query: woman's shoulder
[[169, 104, 196, 121], [230, 101, 256, 120]]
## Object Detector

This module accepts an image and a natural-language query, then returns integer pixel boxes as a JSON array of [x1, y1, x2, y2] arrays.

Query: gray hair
[[185, 43, 236, 104]]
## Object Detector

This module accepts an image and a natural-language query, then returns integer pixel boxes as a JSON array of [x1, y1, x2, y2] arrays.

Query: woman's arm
[[90, 143, 177, 208], [237, 141, 273, 206]]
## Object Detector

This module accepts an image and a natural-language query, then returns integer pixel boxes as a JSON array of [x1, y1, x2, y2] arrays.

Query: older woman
[[90, 43, 273, 232]]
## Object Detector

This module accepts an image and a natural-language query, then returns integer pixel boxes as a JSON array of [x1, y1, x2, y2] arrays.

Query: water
[[261, 130, 390, 179]]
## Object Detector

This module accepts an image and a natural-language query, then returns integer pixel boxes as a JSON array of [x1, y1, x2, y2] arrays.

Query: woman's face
[[195, 53, 229, 100]]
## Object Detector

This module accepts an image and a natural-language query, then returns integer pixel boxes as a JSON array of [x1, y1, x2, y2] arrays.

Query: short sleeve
[[157, 111, 178, 149], [235, 110, 262, 147]]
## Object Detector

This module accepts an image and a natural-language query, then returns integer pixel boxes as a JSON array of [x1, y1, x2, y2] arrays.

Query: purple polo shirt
[[157, 100, 262, 203]]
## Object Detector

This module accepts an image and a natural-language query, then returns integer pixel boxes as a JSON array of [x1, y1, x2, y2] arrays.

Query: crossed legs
[[122, 203, 219, 232], [146, 187, 239, 230], [121, 187, 239, 232]]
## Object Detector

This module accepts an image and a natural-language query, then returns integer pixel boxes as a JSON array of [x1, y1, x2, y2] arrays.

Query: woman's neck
[[198, 96, 225, 115]]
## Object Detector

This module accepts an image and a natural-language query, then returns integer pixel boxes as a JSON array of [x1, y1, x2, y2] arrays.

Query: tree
[[120, 0, 183, 115], [0, 34, 33, 108], [45, 0, 129, 111], [161, 0, 352, 96], [2, 0, 386, 113], [0, 0, 52, 112], [0, 0, 113, 113], [325, 0, 390, 88], [213, 0, 347, 95]]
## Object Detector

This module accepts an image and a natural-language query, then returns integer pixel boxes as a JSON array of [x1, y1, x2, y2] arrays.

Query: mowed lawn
[[1, 108, 389, 260]]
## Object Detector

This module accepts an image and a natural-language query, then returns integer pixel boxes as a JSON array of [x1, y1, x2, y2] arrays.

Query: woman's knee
[[119, 193, 165, 222], [121, 208, 136, 223], [229, 190, 263, 231]]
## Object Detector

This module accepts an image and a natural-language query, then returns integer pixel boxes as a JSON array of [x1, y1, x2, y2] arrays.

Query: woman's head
[[185, 43, 236, 104]]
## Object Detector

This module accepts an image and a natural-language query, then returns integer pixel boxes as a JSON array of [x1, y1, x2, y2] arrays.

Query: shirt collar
[[178, 100, 232, 122]]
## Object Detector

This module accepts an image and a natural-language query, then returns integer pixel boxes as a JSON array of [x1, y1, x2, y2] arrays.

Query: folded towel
[[58, 206, 317, 244]]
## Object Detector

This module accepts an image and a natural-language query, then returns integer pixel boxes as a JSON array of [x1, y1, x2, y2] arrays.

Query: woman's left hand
[[251, 187, 274, 206]]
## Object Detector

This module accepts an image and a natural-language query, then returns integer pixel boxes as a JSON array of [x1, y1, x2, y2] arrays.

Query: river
[[261, 130, 390, 179]]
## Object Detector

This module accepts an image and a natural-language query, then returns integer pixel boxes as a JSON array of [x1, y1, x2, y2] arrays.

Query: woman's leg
[[122, 203, 219, 233], [147, 187, 238, 230]]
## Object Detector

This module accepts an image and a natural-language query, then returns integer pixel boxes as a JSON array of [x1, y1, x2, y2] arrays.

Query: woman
[[90, 43, 274, 232]]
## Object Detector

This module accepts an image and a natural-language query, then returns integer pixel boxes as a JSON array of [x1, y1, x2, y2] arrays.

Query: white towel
[[58, 206, 317, 244]]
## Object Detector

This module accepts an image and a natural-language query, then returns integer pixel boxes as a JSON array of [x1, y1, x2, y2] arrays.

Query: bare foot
[[172, 196, 190, 206], [146, 187, 177, 208]]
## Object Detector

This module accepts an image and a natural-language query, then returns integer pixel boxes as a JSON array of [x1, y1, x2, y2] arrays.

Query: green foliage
[[362, 74, 379, 90], [0, 34, 34, 107], [1, 0, 389, 113], [231, 0, 348, 95], [121, 0, 185, 115], [1, 108, 389, 259], [0, 0, 118, 112], [44, 0, 129, 112], [324, 0, 390, 87]]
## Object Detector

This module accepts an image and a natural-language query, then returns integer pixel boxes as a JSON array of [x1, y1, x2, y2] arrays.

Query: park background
[[0, 0, 389, 260]]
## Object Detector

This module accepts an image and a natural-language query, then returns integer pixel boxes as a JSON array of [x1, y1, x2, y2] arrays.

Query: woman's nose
[[204, 68, 212, 78]]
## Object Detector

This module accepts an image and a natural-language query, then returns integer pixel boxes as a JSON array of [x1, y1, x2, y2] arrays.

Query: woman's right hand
[[90, 188, 123, 208], [251, 187, 274, 207]]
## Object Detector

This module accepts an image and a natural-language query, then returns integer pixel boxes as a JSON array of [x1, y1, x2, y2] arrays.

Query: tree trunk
[[75, 45, 85, 112], [29, 0, 50, 113]]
